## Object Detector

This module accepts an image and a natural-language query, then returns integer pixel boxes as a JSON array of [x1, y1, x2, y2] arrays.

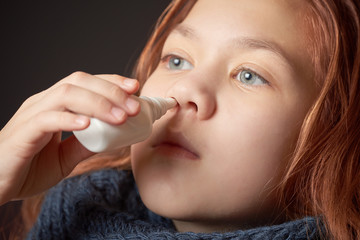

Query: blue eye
[[235, 69, 268, 86], [167, 56, 193, 70]]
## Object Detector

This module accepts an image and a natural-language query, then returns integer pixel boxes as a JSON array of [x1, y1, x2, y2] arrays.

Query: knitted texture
[[27, 169, 323, 240]]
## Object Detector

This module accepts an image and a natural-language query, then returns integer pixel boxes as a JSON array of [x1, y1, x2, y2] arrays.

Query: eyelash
[[160, 53, 270, 87], [231, 66, 270, 88], [161, 54, 172, 60], [160, 54, 185, 65]]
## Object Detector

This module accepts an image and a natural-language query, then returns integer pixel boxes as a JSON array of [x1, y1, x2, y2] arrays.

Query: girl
[[1, 0, 359, 239]]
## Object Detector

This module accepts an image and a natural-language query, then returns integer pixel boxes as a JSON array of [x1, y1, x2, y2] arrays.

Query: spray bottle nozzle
[[139, 96, 178, 121]]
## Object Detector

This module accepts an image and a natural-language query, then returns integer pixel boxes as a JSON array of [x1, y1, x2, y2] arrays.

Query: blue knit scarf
[[27, 169, 323, 240]]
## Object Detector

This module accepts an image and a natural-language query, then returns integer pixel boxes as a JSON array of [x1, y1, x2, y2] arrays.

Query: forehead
[[184, 0, 305, 29], [167, 0, 313, 82], [181, 0, 306, 46]]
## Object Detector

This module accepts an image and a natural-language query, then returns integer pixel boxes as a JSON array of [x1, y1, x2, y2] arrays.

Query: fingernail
[[75, 116, 88, 126], [123, 78, 137, 87], [111, 107, 126, 121], [125, 97, 140, 112]]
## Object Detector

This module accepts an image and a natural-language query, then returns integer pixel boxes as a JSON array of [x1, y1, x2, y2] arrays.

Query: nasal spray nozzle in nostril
[[73, 96, 177, 153]]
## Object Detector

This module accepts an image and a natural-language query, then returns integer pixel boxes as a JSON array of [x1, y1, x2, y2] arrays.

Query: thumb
[[59, 135, 95, 176]]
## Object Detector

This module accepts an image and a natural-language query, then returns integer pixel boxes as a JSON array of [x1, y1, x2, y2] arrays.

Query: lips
[[152, 132, 200, 160]]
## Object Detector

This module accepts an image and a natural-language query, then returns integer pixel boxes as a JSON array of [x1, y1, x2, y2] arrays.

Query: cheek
[[130, 140, 152, 171], [207, 102, 300, 192], [193, 104, 302, 221], [140, 74, 169, 96]]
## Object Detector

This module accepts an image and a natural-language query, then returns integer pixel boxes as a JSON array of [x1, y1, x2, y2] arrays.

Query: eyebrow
[[172, 24, 198, 40], [172, 24, 293, 68], [232, 38, 292, 67]]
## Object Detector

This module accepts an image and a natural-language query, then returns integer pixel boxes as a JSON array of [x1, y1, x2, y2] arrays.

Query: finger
[[15, 86, 129, 132], [95, 74, 140, 94], [6, 111, 90, 158], [15, 72, 140, 118], [60, 72, 139, 96], [31, 111, 90, 134], [55, 72, 140, 115], [52, 72, 139, 94], [45, 84, 132, 124]]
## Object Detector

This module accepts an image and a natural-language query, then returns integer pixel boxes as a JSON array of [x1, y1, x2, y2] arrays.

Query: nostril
[[187, 101, 198, 112]]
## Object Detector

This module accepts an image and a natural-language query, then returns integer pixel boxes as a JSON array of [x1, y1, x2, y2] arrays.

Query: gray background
[[0, 0, 170, 128], [0, 1, 170, 237]]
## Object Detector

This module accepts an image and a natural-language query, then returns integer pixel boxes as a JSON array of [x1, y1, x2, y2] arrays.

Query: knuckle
[[23, 91, 44, 106], [69, 71, 88, 83], [32, 112, 46, 125], [57, 83, 73, 96], [109, 85, 126, 100], [95, 96, 112, 110], [23, 95, 36, 106]]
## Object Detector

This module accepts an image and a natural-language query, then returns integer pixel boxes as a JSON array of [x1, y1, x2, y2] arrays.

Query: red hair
[[280, 0, 360, 239], [10, 0, 360, 239]]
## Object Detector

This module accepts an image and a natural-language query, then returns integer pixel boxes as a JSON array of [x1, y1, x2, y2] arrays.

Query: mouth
[[152, 132, 200, 160]]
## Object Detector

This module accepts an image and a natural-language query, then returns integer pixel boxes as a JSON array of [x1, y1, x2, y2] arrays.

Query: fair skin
[[131, 0, 319, 233], [0, 0, 318, 234], [0, 72, 141, 205]]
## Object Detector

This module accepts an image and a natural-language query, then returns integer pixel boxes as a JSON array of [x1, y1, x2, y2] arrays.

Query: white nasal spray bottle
[[73, 96, 177, 152]]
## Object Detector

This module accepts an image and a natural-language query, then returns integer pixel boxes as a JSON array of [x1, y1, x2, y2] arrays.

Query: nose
[[166, 73, 216, 120]]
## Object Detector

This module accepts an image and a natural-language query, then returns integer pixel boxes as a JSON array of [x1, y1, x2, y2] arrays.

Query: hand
[[0, 72, 140, 205]]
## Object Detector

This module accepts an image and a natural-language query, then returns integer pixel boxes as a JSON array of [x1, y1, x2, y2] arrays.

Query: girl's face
[[131, 0, 318, 232]]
